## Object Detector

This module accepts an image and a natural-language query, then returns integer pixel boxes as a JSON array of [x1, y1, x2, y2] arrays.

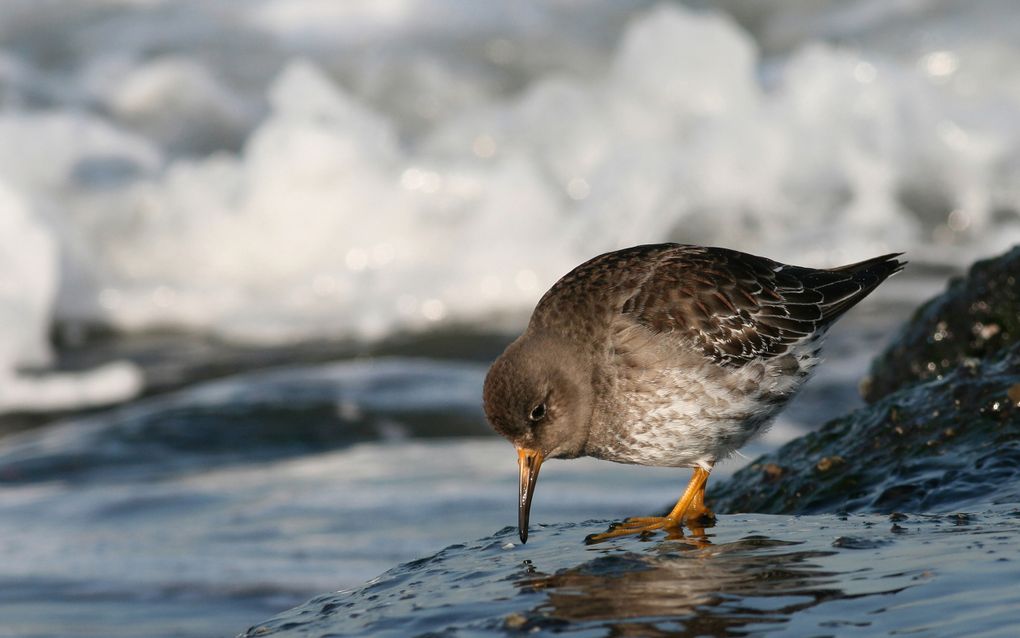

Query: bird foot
[[584, 511, 718, 544], [584, 516, 678, 544]]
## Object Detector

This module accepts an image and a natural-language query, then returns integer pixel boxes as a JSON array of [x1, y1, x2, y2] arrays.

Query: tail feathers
[[830, 252, 907, 277], [815, 253, 906, 324]]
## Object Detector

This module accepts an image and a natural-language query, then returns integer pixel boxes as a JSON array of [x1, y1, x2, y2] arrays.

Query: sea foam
[[0, 180, 142, 412], [1, 2, 1020, 410]]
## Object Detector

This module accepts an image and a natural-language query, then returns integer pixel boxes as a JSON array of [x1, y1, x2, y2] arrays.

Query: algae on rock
[[863, 246, 1020, 402]]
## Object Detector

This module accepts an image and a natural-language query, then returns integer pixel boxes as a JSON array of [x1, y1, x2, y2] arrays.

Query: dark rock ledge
[[711, 340, 1020, 515], [862, 245, 1020, 402], [713, 245, 1020, 515]]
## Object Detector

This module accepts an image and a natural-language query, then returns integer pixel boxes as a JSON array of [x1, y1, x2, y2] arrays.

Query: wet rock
[[863, 246, 1020, 402], [239, 513, 1020, 637], [712, 341, 1020, 515]]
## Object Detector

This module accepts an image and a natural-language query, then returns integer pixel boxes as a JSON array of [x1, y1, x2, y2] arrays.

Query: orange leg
[[664, 465, 710, 521], [684, 470, 716, 522], [585, 466, 714, 544]]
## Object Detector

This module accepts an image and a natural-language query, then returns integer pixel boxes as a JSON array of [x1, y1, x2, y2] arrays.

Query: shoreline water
[[0, 300, 914, 638]]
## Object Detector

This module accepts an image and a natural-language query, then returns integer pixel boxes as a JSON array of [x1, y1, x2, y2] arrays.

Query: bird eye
[[529, 403, 547, 422]]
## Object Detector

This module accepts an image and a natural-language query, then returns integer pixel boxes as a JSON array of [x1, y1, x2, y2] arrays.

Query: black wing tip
[[892, 253, 908, 272], [810, 252, 906, 325], [875, 252, 907, 279], [878, 251, 908, 270], [835, 251, 907, 281]]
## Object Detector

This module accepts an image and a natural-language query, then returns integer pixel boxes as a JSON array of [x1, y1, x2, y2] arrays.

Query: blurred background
[[2, 1, 1019, 636]]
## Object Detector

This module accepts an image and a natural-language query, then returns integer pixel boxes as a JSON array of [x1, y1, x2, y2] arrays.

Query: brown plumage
[[483, 243, 904, 543]]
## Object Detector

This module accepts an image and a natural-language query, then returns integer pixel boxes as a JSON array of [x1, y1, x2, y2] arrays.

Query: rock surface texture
[[711, 342, 1020, 514], [863, 246, 1020, 402]]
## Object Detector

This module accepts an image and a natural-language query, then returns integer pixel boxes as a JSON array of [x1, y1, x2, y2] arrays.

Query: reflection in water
[[243, 514, 1020, 638], [514, 526, 868, 637]]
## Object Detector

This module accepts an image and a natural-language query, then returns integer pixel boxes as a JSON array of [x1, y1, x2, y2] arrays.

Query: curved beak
[[517, 447, 543, 543]]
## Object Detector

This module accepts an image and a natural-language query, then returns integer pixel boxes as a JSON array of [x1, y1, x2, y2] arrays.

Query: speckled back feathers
[[532, 244, 904, 367], [484, 243, 904, 468]]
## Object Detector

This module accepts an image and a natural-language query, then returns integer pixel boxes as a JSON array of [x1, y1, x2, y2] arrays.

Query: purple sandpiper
[[482, 243, 904, 543]]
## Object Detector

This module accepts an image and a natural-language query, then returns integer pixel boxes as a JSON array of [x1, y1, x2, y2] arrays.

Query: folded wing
[[618, 246, 905, 366]]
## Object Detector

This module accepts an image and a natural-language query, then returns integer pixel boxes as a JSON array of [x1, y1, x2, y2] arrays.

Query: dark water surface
[[244, 512, 1020, 637], [0, 308, 954, 638]]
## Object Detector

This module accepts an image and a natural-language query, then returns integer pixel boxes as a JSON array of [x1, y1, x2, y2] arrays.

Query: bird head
[[483, 332, 592, 542]]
